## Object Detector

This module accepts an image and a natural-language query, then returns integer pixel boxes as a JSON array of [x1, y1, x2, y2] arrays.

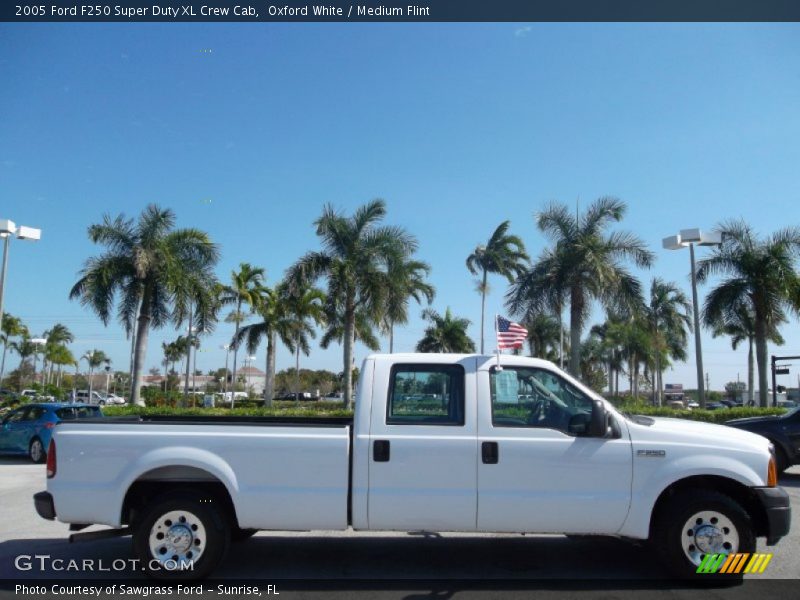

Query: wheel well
[[649, 475, 768, 539], [121, 466, 238, 529]]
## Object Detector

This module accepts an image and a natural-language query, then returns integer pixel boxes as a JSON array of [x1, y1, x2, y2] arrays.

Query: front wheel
[[132, 492, 230, 580], [29, 437, 46, 463], [651, 490, 755, 580]]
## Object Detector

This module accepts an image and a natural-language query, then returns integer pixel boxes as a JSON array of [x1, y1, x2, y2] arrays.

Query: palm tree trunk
[[479, 269, 487, 354], [389, 321, 394, 354], [88, 366, 94, 398], [747, 336, 755, 405], [130, 289, 152, 407], [754, 318, 768, 407], [0, 341, 7, 384], [569, 287, 583, 378], [183, 302, 193, 408], [343, 296, 356, 409], [607, 358, 613, 396], [295, 339, 301, 404], [230, 296, 241, 406], [264, 331, 275, 407]]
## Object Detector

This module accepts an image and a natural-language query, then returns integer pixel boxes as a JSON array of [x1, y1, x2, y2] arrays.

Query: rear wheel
[[652, 490, 755, 580], [28, 437, 45, 463], [132, 492, 230, 580]]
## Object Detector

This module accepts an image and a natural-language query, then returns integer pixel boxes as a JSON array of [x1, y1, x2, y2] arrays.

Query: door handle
[[373, 440, 390, 462], [482, 441, 499, 464]]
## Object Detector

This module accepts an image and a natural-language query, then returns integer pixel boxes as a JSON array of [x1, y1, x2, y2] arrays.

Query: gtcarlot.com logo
[[697, 553, 773, 574]]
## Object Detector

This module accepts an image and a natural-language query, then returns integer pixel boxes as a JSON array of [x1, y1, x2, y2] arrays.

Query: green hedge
[[617, 406, 786, 424], [102, 403, 353, 419]]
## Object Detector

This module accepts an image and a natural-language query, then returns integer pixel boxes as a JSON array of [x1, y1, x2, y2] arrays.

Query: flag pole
[[495, 313, 502, 371]]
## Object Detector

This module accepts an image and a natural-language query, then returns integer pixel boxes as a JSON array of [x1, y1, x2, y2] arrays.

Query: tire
[[28, 437, 46, 464], [651, 489, 755, 580], [98, 400, 106, 406], [132, 492, 230, 581], [231, 527, 258, 542]]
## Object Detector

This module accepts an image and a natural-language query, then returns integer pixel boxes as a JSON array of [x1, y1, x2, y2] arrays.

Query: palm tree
[[416, 307, 476, 353], [705, 298, 785, 406], [218, 263, 266, 403], [70, 205, 220, 405], [47, 345, 75, 388], [0, 313, 27, 385], [642, 279, 692, 405], [382, 256, 435, 353], [10, 335, 36, 390], [697, 221, 800, 407], [81, 349, 109, 398], [321, 304, 381, 353], [507, 198, 653, 378], [233, 282, 294, 406], [466, 221, 529, 354], [523, 313, 562, 361], [43, 323, 74, 385], [283, 284, 326, 401], [289, 200, 416, 408]]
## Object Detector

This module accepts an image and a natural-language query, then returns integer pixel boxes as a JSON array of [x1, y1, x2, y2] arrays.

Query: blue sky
[[1, 23, 799, 391]]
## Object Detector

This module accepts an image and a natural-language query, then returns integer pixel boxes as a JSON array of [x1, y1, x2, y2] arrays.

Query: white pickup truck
[[34, 354, 790, 580]]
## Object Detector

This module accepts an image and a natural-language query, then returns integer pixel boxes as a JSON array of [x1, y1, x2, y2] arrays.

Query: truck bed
[[49, 416, 352, 531]]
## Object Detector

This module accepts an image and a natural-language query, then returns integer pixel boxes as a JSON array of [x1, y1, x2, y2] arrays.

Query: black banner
[[4, 1, 800, 23]]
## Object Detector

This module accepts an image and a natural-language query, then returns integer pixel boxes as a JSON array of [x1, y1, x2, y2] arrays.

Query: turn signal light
[[767, 456, 778, 487]]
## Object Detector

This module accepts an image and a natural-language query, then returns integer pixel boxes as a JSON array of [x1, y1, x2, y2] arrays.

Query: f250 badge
[[637, 449, 666, 457]]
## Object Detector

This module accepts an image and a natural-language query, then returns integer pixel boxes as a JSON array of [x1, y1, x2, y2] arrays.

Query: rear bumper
[[753, 486, 791, 545], [34, 491, 56, 520]]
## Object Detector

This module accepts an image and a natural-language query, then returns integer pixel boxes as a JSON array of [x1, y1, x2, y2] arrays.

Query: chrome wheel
[[148, 510, 206, 569], [29, 439, 44, 463], [681, 510, 740, 565]]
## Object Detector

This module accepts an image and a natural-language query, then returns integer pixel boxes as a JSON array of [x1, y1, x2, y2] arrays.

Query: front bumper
[[34, 491, 56, 520], [753, 486, 791, 545]]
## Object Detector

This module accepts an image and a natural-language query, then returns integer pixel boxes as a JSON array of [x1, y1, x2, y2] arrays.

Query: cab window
[[490, 366, 594, 432], [387, 364, 465, 425]]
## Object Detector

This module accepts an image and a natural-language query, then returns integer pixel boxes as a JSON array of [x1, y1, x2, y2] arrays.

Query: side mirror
[[588, 399, 608, 437], [567, 412, 591, 435]]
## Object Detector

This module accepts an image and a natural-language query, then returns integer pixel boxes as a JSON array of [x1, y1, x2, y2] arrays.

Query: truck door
[[367, 359, 478, 531], [477, 365, 632, 534]]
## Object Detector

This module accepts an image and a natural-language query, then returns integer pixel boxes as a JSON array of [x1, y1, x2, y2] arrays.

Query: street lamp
[[0, 219, 41, 340], [662, 228, 722, 408]]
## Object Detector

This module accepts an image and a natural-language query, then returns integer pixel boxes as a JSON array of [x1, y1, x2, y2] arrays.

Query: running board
[[69, 527, 131, 543]]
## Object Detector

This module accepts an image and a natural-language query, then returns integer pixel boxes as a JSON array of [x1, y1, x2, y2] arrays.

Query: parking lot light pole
[[0, 220, 42, 342], [662, 228, 722, 409]]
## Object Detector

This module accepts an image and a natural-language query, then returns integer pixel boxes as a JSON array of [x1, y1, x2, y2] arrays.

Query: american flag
[[496, 315, 528, 350]]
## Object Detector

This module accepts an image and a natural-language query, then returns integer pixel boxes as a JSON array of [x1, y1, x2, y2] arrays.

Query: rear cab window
[[56, 406, 102, 420], [387, 364, 465, 426]]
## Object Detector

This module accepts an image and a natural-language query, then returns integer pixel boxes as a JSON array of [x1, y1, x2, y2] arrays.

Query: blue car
[[0, 403, 103, 463]]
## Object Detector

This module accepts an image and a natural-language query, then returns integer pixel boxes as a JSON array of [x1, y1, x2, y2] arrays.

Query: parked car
[[276, 391, 315, 401], [36, 353, 789, 581], [74, 390, 107, 405], [99, 392, 126, 406], [1, 403, 102, 462], [727, 405, 800, 472], [217, 391, 248, 404]]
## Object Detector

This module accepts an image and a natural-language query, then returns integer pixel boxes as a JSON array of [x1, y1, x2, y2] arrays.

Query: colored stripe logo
[[696, 553, 773, 574]]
